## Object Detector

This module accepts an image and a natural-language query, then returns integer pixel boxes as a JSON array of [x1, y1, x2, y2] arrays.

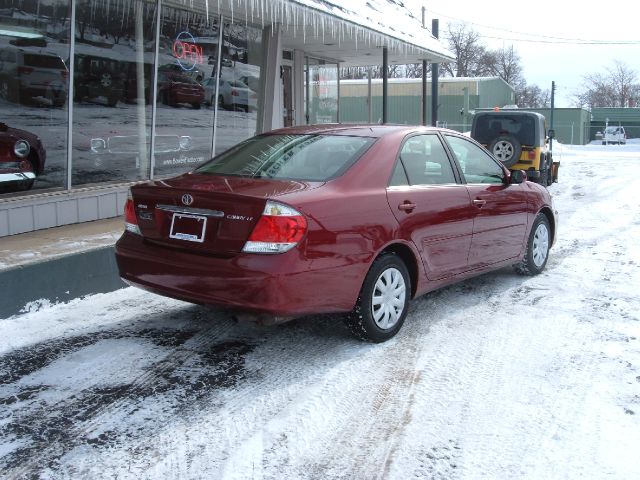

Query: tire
[[489, 135, 522, 168], [345, 253, 411, 343], [192, 102, 201, 109], [106, 92, 118, 107], [514, 213, 550, 276], [218, 95, 225, 109], [99, 72, 113, 88]]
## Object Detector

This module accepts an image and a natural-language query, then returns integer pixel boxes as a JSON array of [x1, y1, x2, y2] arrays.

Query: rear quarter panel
[[276, 131, 425, 305]]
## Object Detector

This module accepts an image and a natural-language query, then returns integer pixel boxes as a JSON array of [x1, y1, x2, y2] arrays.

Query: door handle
[[398, 201, 417, 212], [473, 199, 487, 208]]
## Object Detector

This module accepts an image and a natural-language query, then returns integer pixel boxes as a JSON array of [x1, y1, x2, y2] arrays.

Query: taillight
[[528, 150, 535, 160], [17, 66, 34, 75], [60, 70, 68, 79], [231, 89, 239, 96], [242, 201, 307, 254], [124, 190, 141, 235]]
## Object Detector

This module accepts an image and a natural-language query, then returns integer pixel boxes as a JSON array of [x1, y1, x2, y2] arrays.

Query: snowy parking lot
[[1, 143, 639, 479]]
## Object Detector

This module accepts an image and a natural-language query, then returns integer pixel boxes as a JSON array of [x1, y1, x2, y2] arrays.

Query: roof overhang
[[210, 0, 455, 66]]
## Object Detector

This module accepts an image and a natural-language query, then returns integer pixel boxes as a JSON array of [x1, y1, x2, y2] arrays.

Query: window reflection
[[213, 21, 262, 155], [71, 0, 156, 187], [307, 61, 338, 124], [153, 3, 216, 177], [0, 0, 70, 195]]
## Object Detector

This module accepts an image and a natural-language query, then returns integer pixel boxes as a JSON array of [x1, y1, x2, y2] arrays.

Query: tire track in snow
[[1, 303, 247, 478]]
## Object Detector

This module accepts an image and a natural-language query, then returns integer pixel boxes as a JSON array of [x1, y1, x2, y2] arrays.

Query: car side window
[[389, 161, 409, 186], [445, 135, 504, 184], [397, 134, 456, 186]]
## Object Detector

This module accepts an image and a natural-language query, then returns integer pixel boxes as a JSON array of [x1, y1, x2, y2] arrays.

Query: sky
[[405, 1, 640, 107]]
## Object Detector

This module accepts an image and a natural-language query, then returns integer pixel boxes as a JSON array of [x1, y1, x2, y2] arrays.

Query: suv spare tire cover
[[489, 135, 522, 168]]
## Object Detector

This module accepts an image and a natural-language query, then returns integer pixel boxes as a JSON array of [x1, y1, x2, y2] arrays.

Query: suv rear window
[[195, 134, 375, 181], [473, 114, 536, 146], [23, 54, 65, 69]]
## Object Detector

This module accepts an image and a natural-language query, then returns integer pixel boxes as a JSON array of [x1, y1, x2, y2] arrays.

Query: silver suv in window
[[0, 47, 68, 107]]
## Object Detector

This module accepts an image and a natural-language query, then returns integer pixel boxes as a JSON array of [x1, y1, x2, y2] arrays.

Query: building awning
[[211, 0, 454, 66]]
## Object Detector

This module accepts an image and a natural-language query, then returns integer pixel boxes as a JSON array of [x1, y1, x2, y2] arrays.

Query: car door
[[443, 134, 528, 268], [386, 133, 475, 281]]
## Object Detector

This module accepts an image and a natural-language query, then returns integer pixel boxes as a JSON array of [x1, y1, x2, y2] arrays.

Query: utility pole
[[549, 81, 556, 150], [422, 6, 428, 126], [431, 18, 439, 127]]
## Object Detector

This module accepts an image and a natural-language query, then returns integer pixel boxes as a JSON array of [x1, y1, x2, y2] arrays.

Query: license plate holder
[[169, 213, 207, 243]]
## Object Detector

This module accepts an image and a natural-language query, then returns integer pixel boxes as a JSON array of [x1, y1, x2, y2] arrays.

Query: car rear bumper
[[115, 232, 361, 318], [0, 171, 35, 183]]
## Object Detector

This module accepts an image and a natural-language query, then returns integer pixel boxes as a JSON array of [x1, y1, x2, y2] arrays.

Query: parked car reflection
[[0, 122, 46, 192], [157, 71, 204, 109], [203, 76, 256, 111], [0, 46, 67, 107], [73, 54, 124, 107]]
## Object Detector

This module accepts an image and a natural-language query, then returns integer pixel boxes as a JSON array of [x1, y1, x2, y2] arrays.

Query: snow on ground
[[1, 144, 639, 479]]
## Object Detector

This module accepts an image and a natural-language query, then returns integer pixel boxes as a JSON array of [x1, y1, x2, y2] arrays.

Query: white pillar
[[293, 50, 305, 126], [258, 24, 282, 133]]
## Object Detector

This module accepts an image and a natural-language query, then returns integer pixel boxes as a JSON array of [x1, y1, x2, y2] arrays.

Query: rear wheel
[[514, 213, 550, 275], [345, 253, 410, 343]]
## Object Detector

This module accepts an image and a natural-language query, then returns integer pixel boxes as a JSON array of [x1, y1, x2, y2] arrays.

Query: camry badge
[[181, 194, 194, 206]]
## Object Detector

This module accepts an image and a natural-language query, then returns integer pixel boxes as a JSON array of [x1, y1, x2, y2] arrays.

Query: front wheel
[[345, 253, 411, 343], [514, 213, 550, 275]]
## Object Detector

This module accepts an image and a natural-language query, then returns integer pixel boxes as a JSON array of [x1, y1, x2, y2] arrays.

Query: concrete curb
[[0, 246, 126, 319]]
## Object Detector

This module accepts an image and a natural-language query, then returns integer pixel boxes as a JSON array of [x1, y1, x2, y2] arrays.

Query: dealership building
[[0, 0, 453, 237]]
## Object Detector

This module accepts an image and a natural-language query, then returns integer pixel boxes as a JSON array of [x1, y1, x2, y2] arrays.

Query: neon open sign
[[173, 31, 203, 71]]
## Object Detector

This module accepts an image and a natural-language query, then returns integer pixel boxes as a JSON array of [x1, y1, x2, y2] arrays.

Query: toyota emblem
[[181, 194, 194, 206]]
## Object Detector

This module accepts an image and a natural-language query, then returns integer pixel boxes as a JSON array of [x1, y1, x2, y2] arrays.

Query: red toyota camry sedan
[[115, 125, 556, 342]]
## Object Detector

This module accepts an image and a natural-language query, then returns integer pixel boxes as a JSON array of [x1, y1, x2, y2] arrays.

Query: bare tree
[[517, 84, 550, 108], [442, 22, 492, 77], [486, 45, 523, 86], [574, 61, 640, 107]]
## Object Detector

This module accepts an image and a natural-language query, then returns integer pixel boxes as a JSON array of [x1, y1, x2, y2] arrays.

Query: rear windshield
[[23, 54, 65, 69], [473, 114, 536, 146], [195, 134, 375, 181]]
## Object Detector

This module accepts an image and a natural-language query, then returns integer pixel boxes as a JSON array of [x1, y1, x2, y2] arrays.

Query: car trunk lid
[[130, 174, 317, 255]]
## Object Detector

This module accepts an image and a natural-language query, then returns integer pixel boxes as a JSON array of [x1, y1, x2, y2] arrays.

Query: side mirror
[[548, 129, 555, 139], [509, 169, 527, 184]]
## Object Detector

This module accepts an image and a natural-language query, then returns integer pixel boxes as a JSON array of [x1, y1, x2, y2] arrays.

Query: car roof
[[266, 124, 448, 138], [474, 110, 545, 120]]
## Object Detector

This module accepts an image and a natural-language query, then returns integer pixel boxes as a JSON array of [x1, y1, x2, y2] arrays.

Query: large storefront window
[[71, 0, 156, 187], [307, 60, 338, 124], [213, 21, 262, 155], [1, 1, 266, 198], [0, 0, 70, 195]]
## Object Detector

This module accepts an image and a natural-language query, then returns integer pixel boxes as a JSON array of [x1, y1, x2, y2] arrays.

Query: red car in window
[[115, 125, 556, 342], [0, 122, 46, 192]]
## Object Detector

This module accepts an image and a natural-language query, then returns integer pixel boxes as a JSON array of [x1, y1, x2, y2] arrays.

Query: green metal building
[[590, 108, 640, 140], [339, 76, 514, 131], [518, 108, 592, 145]]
